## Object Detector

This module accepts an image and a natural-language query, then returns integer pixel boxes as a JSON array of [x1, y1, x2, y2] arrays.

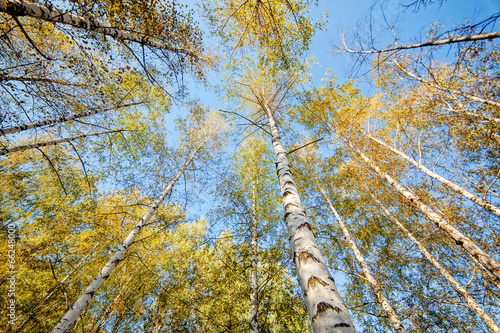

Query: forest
[[0, 0, 499, 332]]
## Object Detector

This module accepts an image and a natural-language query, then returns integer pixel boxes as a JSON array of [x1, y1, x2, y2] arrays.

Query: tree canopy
[[1, 0, 499, 332]]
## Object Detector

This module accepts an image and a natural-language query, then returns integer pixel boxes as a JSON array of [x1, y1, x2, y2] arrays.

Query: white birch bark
[[0, 129, 125, 155], [339, 133, 500, 282], [51, 140, 207, 333], [372, 196, 500, 333], [342, 31, 500, 54], [1, 102, 144, 136], [0, 0, 201, 59], [263, 102, 357, 333], [317, 186, 406, 333], [249, 182, 259, 333], [362, 131, 500, 217], [0, 74, 84, 85]]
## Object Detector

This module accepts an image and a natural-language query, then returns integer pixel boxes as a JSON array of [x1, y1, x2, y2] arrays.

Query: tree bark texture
[[339, 133, 500, 283], [344, 31, 500, 55], [263, 103, 357, 333], [0, 129, 124, 155], [1, 102, 144, 136], [0, 0, 200, 59]]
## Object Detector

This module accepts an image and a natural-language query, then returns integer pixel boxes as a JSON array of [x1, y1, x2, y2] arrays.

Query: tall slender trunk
[[0, 75, 85, 85], [463, 249, 500, 291], [361, 130, 500, 217], [338, 132, 500, 282], [263, 103, 356, 333], [317, 186, 406, 333], [0, 0, 201, 59], [51, 140, 207, 333], [89, 264, 141, 333], [1, 102, 144, 136], [249, 182, 259, 333], [0, 129, 125, 155], [372, 195, 500, 332]]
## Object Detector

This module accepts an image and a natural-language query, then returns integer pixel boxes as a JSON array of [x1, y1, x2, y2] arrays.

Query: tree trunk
[[263, 102, 357, 333], [362, 130, 500, 217], [51, 140, 207, 333], [0, 74, 85, 85], [372, 195, 500, 332], [1, 102, 144, 136], [0, 129, 125, 155], [0, 0, 200, 59], [339, 133, 500, 283], [317, 186, 406, 333], [249, 182, 259, 333]]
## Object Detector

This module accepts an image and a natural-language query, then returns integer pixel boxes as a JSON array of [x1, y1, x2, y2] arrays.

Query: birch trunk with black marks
[[0, 102, 144, 136], [249, 182, 259, 333], [263, 102, 356, 333], [0, 0, 200, 59], [317, 186, 406, 333], [51, 141, 207, 333], [0, 129, 124, 155], [0, 74, 85, 85], [362, 131, 500, 217], [338, 133, 500, 282], [372, 196, 500, 332]]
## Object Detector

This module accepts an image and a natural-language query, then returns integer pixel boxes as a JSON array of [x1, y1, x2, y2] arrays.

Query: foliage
[[1, 1, 500, 332]]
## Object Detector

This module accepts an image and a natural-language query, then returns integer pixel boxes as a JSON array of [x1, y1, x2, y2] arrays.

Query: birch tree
[[0, 0, 206, 174], [0, 145, 188, 332], [292, 71, 500, 330], [224, 64, 357, 332], [287, 143, 412, 332], [317, 185, 406, 333], [51, 108, 228, 332], [360, 130, 500, 217], [370, 194, 500, 332], [212, 135, 310, 332]]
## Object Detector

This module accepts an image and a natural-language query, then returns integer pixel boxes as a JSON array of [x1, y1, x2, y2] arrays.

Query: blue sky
[[180, 0, 500, 115], [168, 0, 500, 218], [308, 0, 500, 84]]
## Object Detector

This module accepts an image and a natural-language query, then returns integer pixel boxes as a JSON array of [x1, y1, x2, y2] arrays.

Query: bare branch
[[35, 147, 67, 195], [343, 31, 500, 54]]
